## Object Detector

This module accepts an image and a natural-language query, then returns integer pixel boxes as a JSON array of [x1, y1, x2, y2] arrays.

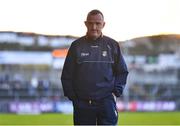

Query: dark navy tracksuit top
[[61, 35, 128, 101]]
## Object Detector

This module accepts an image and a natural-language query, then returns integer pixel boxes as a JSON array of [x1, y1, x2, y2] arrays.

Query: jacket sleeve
[[113, 43, 128, 97], [61, 43, 77, 100]]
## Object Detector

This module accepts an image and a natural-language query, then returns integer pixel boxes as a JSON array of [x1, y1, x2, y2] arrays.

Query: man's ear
[[84, 21, 87, 27], [103, 22, 105, 28]]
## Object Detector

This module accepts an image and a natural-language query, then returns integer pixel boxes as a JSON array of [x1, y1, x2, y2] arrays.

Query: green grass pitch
[[0, 112, 180, 125]]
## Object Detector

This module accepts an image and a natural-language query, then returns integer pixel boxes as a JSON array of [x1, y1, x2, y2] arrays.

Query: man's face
[[85, 13, 105, 40]]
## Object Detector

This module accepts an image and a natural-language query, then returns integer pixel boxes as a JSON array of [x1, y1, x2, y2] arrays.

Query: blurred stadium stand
[[0, 31, 180, 113]]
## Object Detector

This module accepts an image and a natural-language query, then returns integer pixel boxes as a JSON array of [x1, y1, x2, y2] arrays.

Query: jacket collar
[[85, 33, 103, 41]]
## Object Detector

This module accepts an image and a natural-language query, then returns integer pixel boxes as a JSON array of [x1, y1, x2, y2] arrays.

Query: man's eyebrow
[[86, 21, 103, 23]]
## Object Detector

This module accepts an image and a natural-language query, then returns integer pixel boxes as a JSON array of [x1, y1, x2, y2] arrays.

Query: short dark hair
[[87, 9, 104, 20]]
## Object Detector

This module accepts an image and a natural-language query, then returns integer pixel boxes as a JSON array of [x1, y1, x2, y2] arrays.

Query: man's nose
[[92, 24, 97, 29]]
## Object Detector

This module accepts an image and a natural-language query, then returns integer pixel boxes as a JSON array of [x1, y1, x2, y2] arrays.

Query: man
[[61, 9, 128, 125]]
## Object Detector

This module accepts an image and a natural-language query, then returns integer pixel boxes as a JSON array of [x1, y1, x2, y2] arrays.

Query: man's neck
[[86, 33, 103, 41]]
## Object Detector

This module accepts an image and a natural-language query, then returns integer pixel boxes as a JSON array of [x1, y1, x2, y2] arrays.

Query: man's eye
[[87, 22, 102, 26], [88, 22, 93, 25]]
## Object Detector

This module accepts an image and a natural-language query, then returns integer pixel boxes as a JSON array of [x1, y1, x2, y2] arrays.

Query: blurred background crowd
[[0, 31, 179, 114]]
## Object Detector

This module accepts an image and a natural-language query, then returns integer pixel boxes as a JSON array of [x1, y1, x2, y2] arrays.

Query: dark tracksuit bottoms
[[73, 95, 118, 125]]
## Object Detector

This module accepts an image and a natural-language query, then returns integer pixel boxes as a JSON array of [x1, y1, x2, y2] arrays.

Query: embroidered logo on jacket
[[81, 52, 90, 57]]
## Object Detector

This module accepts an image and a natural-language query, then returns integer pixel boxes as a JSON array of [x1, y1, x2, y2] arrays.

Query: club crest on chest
[[102, 51, 107, 57]]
